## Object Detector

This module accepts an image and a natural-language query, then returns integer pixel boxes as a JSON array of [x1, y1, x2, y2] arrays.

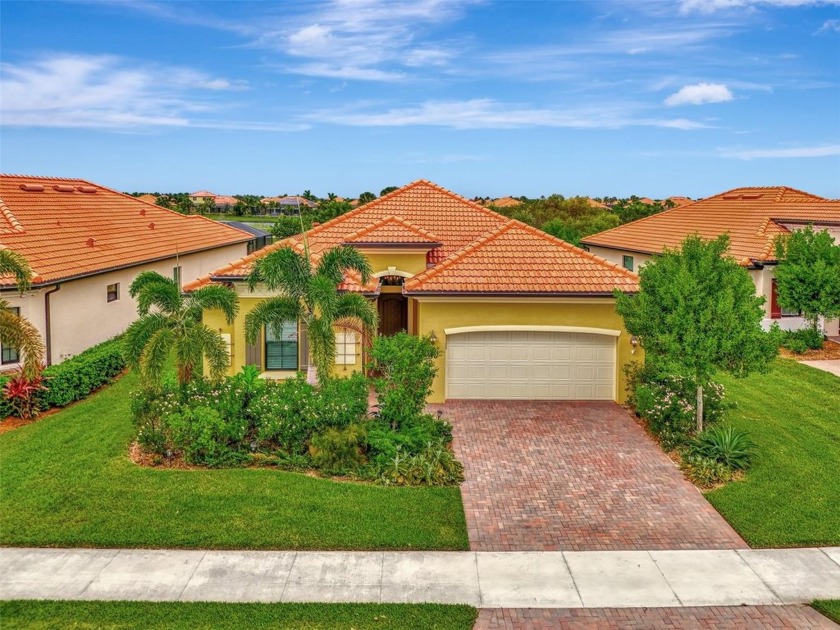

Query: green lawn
[[706, 359, 840, 547], [207, 214, 278, 223], [0, 371, 468, 550], [813, 600, 840, 624], [0, 601, 477, 630]]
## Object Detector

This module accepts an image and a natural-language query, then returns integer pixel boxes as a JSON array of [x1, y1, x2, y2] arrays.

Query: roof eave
[[403, 290, 634, 297]]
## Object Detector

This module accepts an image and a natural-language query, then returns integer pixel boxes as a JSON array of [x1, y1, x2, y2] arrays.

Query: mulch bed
[[780, 339, 840, 361]]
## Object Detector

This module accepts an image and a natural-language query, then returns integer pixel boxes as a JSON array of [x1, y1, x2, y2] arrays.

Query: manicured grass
[[0, 601, 477, 630], [207, 214, 278, 223], [813, 600, 840, 624], [706, 359, 840, 547], [0, 371, 468, 550]]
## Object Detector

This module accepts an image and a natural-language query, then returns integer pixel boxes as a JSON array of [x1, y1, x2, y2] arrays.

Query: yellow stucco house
[[185, 180, 641, 403]]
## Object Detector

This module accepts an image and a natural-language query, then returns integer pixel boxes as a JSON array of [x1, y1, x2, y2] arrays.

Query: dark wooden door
[[378, 295, 407, 337]]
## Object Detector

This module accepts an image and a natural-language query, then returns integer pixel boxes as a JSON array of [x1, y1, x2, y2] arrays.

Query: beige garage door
[[446, 330, 615, 400]]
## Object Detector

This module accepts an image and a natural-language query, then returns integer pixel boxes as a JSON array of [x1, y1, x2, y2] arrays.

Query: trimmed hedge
[[39, 338, 126, 408], [1, 337, 125, 419]]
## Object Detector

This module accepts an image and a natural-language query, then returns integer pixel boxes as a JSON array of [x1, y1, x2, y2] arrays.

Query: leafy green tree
[[542, 212, 619, 247], [123, 272, 239, 387], [271, 215, 311, 239], [774, 225, 840, 332], [380, 186, 399, 197], [358, 191, 376, 204], [0, 249, 45, 378], [615, 235, 778, 432], [244, 246, 377, 384]]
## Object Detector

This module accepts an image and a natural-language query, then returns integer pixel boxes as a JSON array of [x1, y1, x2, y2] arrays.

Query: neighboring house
[[189, 190, 218, 204], [582, 186, 840, 335], [666, 196, 693, 207], [586, 198, 611, 210], [221, 221, 273, 253], [491, 196, 522, 208], [137, 194, 157, 204], [186, 180, 641, 403], [0, 175, 253, 367], [214, 195, 239, 210], [261, 196, 318, 209]]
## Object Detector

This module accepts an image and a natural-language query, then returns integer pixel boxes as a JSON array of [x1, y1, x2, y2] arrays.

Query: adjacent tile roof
[[186, 180, 638, 297], [586, 198, 610, 210], [342, 216, 441, 246], [0, 175, 252, 287], [404, 220, 639, 295], [189, 190, 217, 198], [582, 186, 840, 266], [214, 195, 239, 206], [491, 196, 522, 208]]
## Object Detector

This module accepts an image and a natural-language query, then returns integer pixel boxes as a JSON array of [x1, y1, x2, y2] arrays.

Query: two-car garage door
[[445, 330, 616, 400]]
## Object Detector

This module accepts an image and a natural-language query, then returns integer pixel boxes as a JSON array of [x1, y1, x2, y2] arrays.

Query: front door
[[378, 294, 408, 337]]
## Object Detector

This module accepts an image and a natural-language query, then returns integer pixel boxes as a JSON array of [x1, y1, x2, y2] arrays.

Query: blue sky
[[1, 0, 839, 199]]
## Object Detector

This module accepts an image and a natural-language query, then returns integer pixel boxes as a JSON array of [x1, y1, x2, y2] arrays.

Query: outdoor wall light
[[429, 330, 438, 344], [630, 335, 639, 354]]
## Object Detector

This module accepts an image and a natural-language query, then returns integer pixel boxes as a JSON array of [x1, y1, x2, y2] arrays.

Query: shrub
[[166, 405, 248, 467], [2, 372, 47, 420], [366, 414, 453, 467], [0, 375, 12, 419], [377, 443, 464, 486], [315, 373, 369, 430], [309, 424, 367, 474], [369, 332, 439, 429], [680, 453, 737, 488], [691, 425, 755, 470], [38, 337, 125, 408], [632, 371, 730, 449], [781, 326, 824, 354], [251, 377, 318, 454]]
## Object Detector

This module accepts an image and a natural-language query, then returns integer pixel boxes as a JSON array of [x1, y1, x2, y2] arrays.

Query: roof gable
[[0, 175, 252, 287], [342, 215, 441, 246]]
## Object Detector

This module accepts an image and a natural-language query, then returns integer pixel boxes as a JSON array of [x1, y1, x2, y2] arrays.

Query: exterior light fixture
[[630, 336, 639, 354], [429, 330, 438, 344]]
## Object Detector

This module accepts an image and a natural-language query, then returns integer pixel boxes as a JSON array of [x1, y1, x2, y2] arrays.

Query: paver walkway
[[475, 606, 839, 629], [430, 400, 746, 551], [4, 547, 840, 607]]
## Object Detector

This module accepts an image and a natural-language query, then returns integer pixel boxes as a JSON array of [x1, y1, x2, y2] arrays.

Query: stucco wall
[[414, 298, 639, 404], [585, 245, 653, 273], [1, 242, 247, 366], [364, 251, 429, 276]]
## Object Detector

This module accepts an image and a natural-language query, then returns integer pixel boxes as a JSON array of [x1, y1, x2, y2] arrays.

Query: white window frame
[[335, 330, 357, 365]]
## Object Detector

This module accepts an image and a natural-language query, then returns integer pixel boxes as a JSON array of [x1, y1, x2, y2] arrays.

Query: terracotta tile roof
[[190, 190, 217, 198], [582, 186, 840, 266], [186, 180, 638, 297], [491, 196, 522, 208], [586, 198, 610, 210], [137, 194, 157, 204], [404, 220, 639, 295], [214, 195, 239, 206], [342, 215, 441, 245], [638, 197, 656, 205], [0, 175, 252, 287], [666, 196, 692, 206]]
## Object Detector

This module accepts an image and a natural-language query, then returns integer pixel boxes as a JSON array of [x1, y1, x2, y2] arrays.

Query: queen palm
[[123, 271, 239, 387], [0, 248, 45, 378], [245, 245, 378, 384]]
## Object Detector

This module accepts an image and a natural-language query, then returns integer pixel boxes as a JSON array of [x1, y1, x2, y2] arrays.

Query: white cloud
[[720, 144, 840, 159], [680, 0, 840, 12], [665, 83, 734, 106], [304, 98, 708, 130], [0, 53, 303, 132], [817, 18, 840, 33]]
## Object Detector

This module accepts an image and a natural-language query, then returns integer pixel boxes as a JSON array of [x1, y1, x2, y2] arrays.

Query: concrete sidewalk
[[3, 547, 840, 607]]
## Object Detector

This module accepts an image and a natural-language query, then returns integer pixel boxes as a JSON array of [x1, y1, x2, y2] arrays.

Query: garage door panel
[[446, 330, 615, 401]]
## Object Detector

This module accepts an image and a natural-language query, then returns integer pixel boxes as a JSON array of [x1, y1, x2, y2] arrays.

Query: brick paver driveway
[[432, 401, 747, 551]]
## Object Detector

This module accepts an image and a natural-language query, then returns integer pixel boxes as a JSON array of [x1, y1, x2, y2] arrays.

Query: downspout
[[44, 284, 61, 366]]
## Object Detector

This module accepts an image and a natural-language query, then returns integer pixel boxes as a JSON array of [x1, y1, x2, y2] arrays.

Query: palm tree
[[123, 271, 239, 387], [244, 245, 378, 384], [0, 248, 45, 378]]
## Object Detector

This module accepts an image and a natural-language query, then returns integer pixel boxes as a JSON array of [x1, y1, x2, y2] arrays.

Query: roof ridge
[[0, 197, 25, 234], [0, 174, 89, 182], [343, 214, 441, 243]]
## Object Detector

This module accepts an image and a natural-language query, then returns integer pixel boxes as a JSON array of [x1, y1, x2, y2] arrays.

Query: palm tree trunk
[[306, 364, 318, 386]]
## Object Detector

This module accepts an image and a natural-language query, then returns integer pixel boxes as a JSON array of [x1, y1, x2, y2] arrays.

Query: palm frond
[[308, 275, 339, 323], [193, 323, 230, 382], [335, 292, 378, 333], [140, 326, 174, 388], [123, 313, 171, 370], [247, 247, 311, 298], [0, 307, 45, 378], [129, 272, 181, 316], [244, 297, 304, 345], [0, 249, 33, 293], [316, 246, 373, 286], [187, 284, 239, 324]]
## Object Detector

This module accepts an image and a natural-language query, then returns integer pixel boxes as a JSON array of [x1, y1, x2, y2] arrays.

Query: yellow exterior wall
[[365, 251, 428, 276], [415, 299, 640, 404]]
